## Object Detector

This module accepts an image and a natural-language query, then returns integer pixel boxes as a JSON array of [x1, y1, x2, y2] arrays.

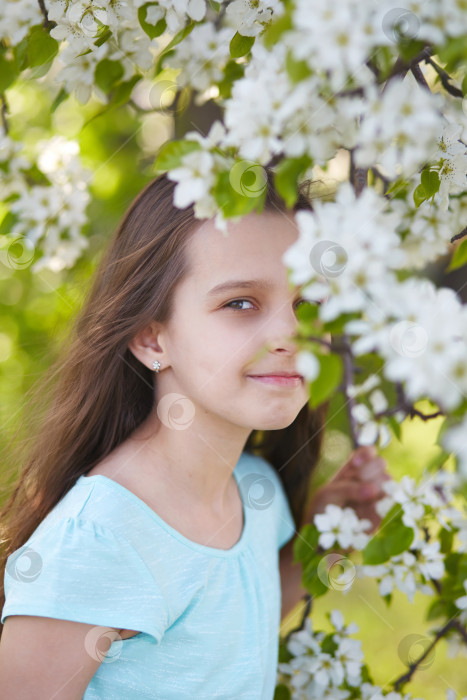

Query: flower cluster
[[277, 610, 423, 700], [1, 134, 91, 273], [166, 120, 232, 229], [314, 504, 373, 551], [358, 469, 464, 602], [360, 540, 445, 603]]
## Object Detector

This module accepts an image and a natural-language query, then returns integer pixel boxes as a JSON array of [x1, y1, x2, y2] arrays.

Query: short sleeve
[[1, 517, 169, 643]]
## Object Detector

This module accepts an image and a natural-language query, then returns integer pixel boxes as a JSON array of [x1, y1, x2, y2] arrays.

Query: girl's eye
[[223, 299, 256, 311], [222, 298, 316, 312]]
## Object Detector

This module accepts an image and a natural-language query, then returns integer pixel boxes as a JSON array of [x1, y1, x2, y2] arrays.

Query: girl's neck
[[122, 409, 251, 514]]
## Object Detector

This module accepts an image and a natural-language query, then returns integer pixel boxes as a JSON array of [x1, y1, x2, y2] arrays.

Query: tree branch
[[338, 334, 360, 448], [0, 94, 8, 135], [393, 618, 466, 691], [411, 63, 431, 92], [37, 0, 54, 30], [451, 225, 467, 244], [374, 382, 444, 422], [424, 56, 464, 98]]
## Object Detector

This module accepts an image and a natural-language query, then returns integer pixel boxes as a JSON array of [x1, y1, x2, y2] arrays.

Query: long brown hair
[[0, 168, 327, 637]]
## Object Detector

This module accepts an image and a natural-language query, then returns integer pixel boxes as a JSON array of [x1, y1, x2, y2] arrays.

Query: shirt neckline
[[77, 454, 249, 559]]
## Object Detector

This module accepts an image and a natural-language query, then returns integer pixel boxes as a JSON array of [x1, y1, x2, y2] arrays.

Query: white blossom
[[283, 181, 406, 322], [314, 503, 372, 550], [166, 23, 233, 95], [355, 75, 444, 178], [0, 0, 42, 44], [224, 0, 283, 37]]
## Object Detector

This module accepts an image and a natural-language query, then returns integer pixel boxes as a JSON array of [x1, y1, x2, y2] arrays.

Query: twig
[[374, 382, 444, 422], [0, 94, 8, 135], [411, 64, 431, 92], [306, 335, 334, 351], [349, 148, 368, 197], [339, 334, 359, 448], [371, 166, 391, 191], [424, 56, 464, 98], [37, 0, 54, 30], [393, 619, 460, 691], [451, 226, 467, 244], [283, 593, 313, 645]]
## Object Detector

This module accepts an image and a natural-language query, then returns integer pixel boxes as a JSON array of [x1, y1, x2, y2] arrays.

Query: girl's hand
[[306, 445, 392, 534]]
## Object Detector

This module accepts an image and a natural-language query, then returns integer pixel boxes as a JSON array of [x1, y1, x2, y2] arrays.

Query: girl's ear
[[127, 321, 166, 370]]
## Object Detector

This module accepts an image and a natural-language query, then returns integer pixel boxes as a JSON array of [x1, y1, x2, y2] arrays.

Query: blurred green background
[[1, 77, 466, 699]]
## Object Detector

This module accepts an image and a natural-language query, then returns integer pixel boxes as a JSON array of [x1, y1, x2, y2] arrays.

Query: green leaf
[[138, 5, 167, 39], [51, 87, 68, 113], [0, 211, 17, 236], [212, 167, 267, 218], [26, 25, 59, 68], [295, 299, 320, 325], [323, 312, 360, 334], [263, 13, 293, 49], [447, 237, 467, 272], [293, 524, 320, 564], [302, 555, 330, 597], [94, 27, 112, 47], [321, 632, 338, 654], [285, 50, 312, 84], [385, 178, 410, 198], [387, 416, 402, 442], [111, 75, 142, 106], [362, 504, 415, 565], [13, 36, 29, 71], [307, 353, 344, 408], [421, 169, 440, 197], [440, 527, 454, 554], [273, 685, 291, 700], [154, 139, 202, 172], [218, 60, 245, 99], [155, 21, 195, 74], [95, 59, 124, 93], [426, 598, 448, 621], [229, 32, 255, 58], [413, 183, 427, 208], [462, 74, 467, 96], [0, 51, 20, 91], [274, 155, 312, 208], [436, 36, 467, 72]]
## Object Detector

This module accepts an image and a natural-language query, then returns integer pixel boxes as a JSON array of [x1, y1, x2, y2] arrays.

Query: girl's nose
[[264, 307, 301, 354]]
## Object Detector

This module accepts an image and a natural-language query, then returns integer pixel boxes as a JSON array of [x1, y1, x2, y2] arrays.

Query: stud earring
[[152, 360, 161, 373]]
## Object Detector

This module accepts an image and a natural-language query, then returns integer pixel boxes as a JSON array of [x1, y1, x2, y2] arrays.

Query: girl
[[0, 169, 388, 699]]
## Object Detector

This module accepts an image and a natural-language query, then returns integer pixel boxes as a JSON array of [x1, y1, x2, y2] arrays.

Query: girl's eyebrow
[[206, 278, 300, 298]]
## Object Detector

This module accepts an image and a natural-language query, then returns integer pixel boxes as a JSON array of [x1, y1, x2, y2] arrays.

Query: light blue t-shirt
[[2, 450, 297, 699]]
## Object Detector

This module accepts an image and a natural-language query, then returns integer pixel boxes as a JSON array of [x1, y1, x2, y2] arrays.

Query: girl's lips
[[247, 375, 304, 387]]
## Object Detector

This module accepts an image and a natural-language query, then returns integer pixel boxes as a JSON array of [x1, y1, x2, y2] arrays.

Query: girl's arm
[[279, 445, 390, 622], [0, 615, 120, 699]]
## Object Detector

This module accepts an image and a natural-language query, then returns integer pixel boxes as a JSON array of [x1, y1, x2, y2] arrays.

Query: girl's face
[[155, 210, 316, 434]]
